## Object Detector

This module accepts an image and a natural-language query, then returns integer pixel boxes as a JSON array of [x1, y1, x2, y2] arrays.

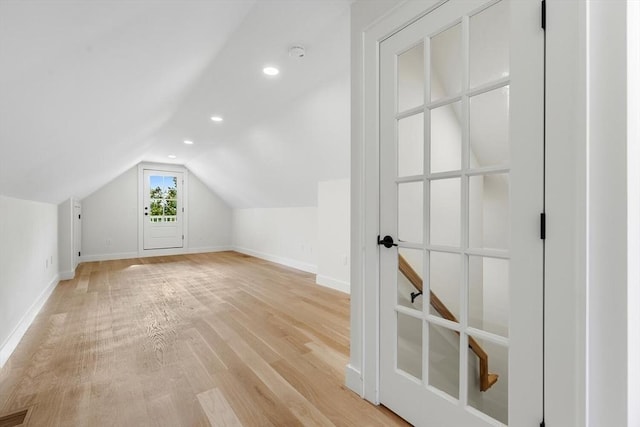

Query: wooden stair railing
[[398, 254, 499, 392]]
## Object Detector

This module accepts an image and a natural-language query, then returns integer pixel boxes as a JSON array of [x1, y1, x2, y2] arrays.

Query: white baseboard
[[316, 274, 350, 294], [0, 275, 59, 369], [186, 246, 233, 255], [80, 246, 233, 263], [233, 247, 317, 274], [137, 246, 232, 258], [59, 270, 75, 280], [345, 364, 364, 396], [80, 252, 139, 262]]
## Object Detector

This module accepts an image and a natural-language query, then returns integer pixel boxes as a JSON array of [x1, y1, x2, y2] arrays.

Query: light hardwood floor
[[0, 251, 408, 426]]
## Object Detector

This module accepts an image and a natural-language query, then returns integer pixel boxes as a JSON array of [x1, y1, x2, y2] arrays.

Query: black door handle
[[377, 235, 398, 248]]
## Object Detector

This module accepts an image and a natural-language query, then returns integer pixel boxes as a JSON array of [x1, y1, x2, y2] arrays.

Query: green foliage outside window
[[165, 200, 177, 216], [149, 176, 179, 219], [150, 186, 163, 199], [150, 199, 164, 216]]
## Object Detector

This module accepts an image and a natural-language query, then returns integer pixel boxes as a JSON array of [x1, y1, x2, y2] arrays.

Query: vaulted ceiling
[[0, 0, 351, 208]]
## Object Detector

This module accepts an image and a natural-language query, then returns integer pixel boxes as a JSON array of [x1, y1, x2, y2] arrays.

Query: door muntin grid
[[393, 1, 511, 424]]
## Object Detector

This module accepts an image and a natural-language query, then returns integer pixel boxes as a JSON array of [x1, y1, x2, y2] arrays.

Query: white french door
[[143, 169, 184, 250], [379, 1, 543, 426]]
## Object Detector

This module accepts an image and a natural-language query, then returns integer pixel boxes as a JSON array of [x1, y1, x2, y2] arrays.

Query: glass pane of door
[[429, 323, 460, 398], [398, 248, 424, 310], [470, 87, 510, 168], [469, 174, 510, 250], [469, 0, 509, 88], [398, 181, 423, 244], [429, 178, 460, 247], [431, 101, 462, 173], [430, 23, 462, 101], [467, 338, 509, 425], [469, 256, 509, 337], [398, 43, 424, 112], [149, 175, 165, 222], [429, 251, 461, 321], [399, 113, 424, 177], [398, 313, 423, 380]]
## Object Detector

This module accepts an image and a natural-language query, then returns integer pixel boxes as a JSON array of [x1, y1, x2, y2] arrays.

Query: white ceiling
[[0, 0, 352, 207]]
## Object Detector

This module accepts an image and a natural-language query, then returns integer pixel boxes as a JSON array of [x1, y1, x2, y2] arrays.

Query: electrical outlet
[[106, 238, 112, 247]]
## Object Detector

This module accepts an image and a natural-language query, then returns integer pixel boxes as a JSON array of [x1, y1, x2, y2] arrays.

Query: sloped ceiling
[[0, 0, 351, 207]]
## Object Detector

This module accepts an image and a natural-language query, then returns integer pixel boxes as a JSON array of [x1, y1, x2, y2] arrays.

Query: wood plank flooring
[[0, 251, 408, 426]]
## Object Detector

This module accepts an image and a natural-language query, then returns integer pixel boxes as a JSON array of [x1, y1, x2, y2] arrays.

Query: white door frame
[[137, 162, 189, 256], [350, 0, 450, 404]]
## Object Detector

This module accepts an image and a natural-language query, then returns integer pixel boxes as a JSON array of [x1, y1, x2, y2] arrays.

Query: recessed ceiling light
[[263, 66, 279, 76], [183, 140, 194, 145], [210, 116, 223, 122], [168, 154, 177, 159]]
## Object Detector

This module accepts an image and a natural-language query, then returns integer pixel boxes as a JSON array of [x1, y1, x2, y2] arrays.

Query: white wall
[[232, 180, 350, 287], [232, 207, 317, 273], [316, 179, 350, 293], [188, 172, 233, 252], [627, 3, 640, 425], [82, 165, 232, 260], [0, 195, 58, 368], [82, 166, 138, 258], [585, 2, 628, 426], [188, 67, 351, 210]]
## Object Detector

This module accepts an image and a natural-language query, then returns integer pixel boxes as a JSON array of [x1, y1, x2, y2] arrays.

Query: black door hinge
[[541, 0, 546, 30], [540, 213, 546, 240], [78, 214, 81, 220], [78, 251, 81, 257]]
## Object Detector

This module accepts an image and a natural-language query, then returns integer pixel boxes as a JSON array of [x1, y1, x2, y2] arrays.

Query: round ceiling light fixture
[[168, 154, 177, 159], [210, 116, 223, 122], [263, 66, 279, 76], [183, 140, 194, 145]]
